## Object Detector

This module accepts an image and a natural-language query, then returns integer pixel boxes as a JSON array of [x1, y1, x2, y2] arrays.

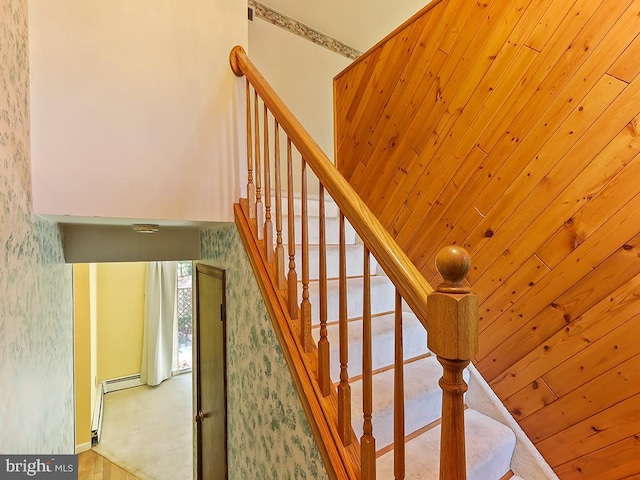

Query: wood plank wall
[[334, 0, 640, 478]]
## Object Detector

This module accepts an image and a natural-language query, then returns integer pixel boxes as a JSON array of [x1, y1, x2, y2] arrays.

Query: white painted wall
[[248, 16, 351, 164], [29, 0, 247, 223], [247, 16, 351, 197]]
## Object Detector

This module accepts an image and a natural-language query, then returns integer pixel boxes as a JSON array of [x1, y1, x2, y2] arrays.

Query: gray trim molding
[[249, 0, 362, 60]]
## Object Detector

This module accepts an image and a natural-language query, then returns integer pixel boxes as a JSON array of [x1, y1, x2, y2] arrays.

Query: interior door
[[194, 264, 227, 479]]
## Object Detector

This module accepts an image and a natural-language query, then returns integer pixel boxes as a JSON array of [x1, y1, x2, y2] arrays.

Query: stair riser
[[349, 357, 469, 451], [315, 314, 428, 380], [286, 244, 378, 280], [275, 215, 356, 245], [271, 196, 341, 218], [307, 276, 395, 324]]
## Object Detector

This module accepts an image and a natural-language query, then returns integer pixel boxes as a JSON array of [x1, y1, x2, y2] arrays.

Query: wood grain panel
[[607, 32, 640, 83], [345, 22, 426, 163], [479, 0, 617, 151], [478, 254, 549, 329], [554, 434, 640, 480], [463, 74, 627, 285], [503, 378, 557, 420], [519, 352, 640, 442], [408, 0, 640, 266], [382, 45, 539, 231], [334, 0, 640, 475], [468, 108, 640, 306], [477, 228, 640, 379], [422, 1, 640, 268], [536, 393, 640, 468], [524, 0, 577, 52], [543, 312, 640, 396], [536, 124, 640, 268], [490, 273, 640, 400], [358, 0, 529, 213], [384, 30, 543, 235], [348, 6, 451, 188]]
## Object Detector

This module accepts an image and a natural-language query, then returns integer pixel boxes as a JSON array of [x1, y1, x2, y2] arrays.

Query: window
[[176, 261, 193, 372]]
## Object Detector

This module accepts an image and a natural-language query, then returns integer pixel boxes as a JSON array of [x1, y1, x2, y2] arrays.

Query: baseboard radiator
[[103, 374, 144, 393], [91, 374, 144, 445]]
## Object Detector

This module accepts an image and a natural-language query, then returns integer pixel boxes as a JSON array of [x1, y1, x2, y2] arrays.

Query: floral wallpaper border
[[249, 0, 362, 60]]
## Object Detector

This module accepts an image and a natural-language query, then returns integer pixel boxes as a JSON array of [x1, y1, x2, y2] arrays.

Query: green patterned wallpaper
[[200, 224, 329, 480], [0, 0, 74, 453]]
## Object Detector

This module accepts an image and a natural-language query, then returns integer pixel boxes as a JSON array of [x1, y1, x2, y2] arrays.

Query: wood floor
[[78, 450, 139, 480]]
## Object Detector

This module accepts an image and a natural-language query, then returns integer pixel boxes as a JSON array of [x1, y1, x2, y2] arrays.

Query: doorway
[[194, 264, 228, 480], [73, 261, 196, 479]]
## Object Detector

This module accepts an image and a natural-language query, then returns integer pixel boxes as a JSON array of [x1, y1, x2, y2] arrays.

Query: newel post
[[427, 246, 478, 480]]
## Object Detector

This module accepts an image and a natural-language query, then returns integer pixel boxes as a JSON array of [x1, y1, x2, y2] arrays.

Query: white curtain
[[141, 261, 177, 386]]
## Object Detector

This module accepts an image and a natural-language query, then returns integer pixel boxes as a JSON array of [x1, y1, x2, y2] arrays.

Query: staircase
[[291, 195, 521, 479], [230, 45, 533, 479]]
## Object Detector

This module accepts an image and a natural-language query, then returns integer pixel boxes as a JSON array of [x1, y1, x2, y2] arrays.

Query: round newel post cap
[[229, 45, 246, 77], [435, 245, 471, 293]]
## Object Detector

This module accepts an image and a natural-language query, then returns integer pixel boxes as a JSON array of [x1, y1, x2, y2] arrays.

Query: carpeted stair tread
[[350, 355, 462, 450], [314, 311, 428, 380], [308, 275, 395, 324], [377, 409, 516, 480]]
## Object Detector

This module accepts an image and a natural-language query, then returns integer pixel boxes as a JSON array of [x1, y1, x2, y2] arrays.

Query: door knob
[[195, 411, 206, 423]]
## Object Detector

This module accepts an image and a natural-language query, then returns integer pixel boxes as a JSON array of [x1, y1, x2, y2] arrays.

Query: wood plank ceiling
[[334, 0, 640, 477]]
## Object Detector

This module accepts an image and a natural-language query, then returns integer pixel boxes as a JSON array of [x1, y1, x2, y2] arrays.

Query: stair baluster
[[361, 246, 376, 479], [246, 79, 255, 219], [317, 184, 331, 396], [300, 158, 312, 353], [274, 119, 286, 289], [394, 289, 406, 480], [337, 211, 352, 446], [254, 90, 263, 239], [427, 246, 478, 480], [263, 105, 273, 261], [286, 138, 298, 319]]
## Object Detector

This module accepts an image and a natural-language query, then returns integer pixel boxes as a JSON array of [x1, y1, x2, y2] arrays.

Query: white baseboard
[[75, 442, 92, 454]]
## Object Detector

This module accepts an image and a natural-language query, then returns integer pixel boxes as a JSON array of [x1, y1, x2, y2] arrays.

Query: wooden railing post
[[426, 246, 478, 480]]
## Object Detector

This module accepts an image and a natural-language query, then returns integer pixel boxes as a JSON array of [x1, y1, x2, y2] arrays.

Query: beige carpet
[[93, 374, 193, 480]]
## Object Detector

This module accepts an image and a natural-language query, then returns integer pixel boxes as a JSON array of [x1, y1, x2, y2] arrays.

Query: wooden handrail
[[230, 45, 434, 327]]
